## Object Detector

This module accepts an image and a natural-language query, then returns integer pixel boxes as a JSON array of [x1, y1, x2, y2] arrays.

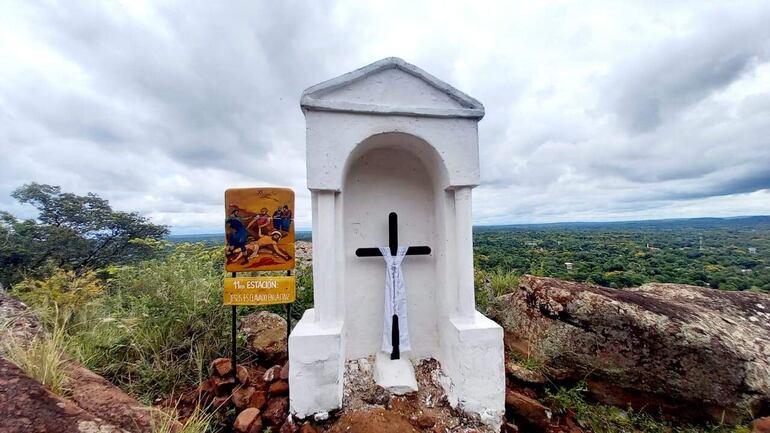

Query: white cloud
[[1, 0, 769, 233]]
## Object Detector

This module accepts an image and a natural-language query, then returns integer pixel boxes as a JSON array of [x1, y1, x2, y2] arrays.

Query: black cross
[[355, 212, 431, 359]]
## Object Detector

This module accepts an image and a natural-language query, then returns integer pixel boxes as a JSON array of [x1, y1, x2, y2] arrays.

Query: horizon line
[[168, 214, 770, 236]]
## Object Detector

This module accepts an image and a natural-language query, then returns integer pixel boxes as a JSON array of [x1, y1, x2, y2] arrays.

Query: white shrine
[[288, 57, 505, 425]]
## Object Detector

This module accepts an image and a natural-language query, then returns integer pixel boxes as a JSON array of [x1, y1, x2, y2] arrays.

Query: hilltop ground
[[2, 219, 769, 432]]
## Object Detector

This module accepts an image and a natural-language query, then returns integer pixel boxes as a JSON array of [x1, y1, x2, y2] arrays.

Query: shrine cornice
[[300, 97, 484, 119]]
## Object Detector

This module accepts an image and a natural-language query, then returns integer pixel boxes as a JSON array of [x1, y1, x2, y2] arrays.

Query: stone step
[[373, 352, 418, 395]]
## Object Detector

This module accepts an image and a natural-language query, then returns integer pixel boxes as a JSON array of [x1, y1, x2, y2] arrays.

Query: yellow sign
[[223, 276, 296, 306], [225, 187, 295, 272]]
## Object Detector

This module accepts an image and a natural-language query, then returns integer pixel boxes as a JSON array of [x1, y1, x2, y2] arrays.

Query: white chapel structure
[[288, 57, 505, 425]]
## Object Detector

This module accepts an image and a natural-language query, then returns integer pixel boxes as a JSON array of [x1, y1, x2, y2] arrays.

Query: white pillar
[[312, 189, 337, 326], [454, 186, 475, 320]]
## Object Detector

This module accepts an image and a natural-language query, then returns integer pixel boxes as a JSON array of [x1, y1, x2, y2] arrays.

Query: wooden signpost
[[224, 187, 296, 376]]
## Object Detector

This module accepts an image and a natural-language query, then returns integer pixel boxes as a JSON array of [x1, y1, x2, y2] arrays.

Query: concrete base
[[439, 311, 505, 428], [289, 310, 504, 428], [288, 309, 344, 419], [373, 352, 418, 395]]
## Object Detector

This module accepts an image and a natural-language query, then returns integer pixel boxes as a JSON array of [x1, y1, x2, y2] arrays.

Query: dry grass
[[151, 403, 214, 433], [2, 320, 70, 395]]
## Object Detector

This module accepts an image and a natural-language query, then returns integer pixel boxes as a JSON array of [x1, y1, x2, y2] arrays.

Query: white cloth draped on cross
[[379, 246, 411, 353]]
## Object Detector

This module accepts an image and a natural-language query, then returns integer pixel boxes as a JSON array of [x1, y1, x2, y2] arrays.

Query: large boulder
[[240, 311, 288, 365], [491, 275, 770, 424], [0, 357, 126, 433], [1, 292, 176, 433], [63, 362, 173, 433], [0, 293, 42, 344]]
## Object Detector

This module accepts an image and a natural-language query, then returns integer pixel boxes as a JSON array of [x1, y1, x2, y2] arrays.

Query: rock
[[501, 422, 519, 433], [0, 292, 42, 342], [63, 362, 175, 433], [199, 377, 215, 394], [233, 386, 256, 409], [212, 374, 237, 396], [0, 357, 125, 433], [280, 362, 290, 380], [505, 389, 551, 430], [249, 366, 268, 391], [361, 385, 390, 406], [300, 423, 321, 433], [211, 357, 233, 376], [234, 407, 262, 433], [249, 390, 268, 409], [505, 361, 546, 384], [491, 275, 770, 424], [561, 415, 588, 433], [196, 380, 215, 407], [269, 380, 290, 396], [263, 396, 290, 427], [280, 420, 300, 433], [327, 408, 420, 433], [240, 311, 288, 365], [264, 365, 282, 382], [236, 364, 250, 385], [0, 293, 175, 433], [416, 414, 437, 428], [211, 395, 231, 410], [248, 417, 264, 433], [314, 411, 330, 422], [754, 417, 770, 433]]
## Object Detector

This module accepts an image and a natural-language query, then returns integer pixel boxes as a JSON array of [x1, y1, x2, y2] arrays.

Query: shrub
[[489, 268, 519, 297], [65, 243, 234, 402], [11, 269, 103, 326]]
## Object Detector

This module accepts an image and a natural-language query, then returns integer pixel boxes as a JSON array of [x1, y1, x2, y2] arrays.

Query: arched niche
[[341, 132, 449, 360]]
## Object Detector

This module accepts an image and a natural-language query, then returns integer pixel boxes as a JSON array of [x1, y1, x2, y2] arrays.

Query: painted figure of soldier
[[280, 204, 292, 232], [226, 207, 250, 264]]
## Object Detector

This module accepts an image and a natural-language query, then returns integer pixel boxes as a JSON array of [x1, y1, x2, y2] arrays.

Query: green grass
[[547, 383, 752, 433], [508, 349, 545, 372], [62, 243, 236, 402], [474, 267, 520, 315], [489, 268, 519, 297]]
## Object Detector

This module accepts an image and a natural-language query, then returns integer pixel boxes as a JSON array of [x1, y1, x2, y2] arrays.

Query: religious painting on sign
[[224, 187, 295, 272]]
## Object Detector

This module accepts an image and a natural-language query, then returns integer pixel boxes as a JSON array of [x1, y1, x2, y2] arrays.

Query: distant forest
[[474, 216, 770, 292], [170, 216, 770, 292]]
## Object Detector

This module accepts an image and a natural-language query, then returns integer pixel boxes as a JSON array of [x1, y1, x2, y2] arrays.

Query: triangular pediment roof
[[301, 57, 484, 119]]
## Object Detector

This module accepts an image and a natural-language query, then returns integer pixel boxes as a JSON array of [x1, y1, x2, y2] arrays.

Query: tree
[[0, 183, 168, 286], [0, 211, 37, 286]]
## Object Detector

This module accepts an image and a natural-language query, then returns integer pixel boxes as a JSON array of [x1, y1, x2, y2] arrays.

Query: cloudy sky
[[1, 1, 770, 233]]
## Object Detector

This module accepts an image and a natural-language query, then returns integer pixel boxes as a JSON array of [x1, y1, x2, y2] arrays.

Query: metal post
[[286, 270, 292, 358], [231, 272, 237, 378], [286, 270, 297, 401]]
